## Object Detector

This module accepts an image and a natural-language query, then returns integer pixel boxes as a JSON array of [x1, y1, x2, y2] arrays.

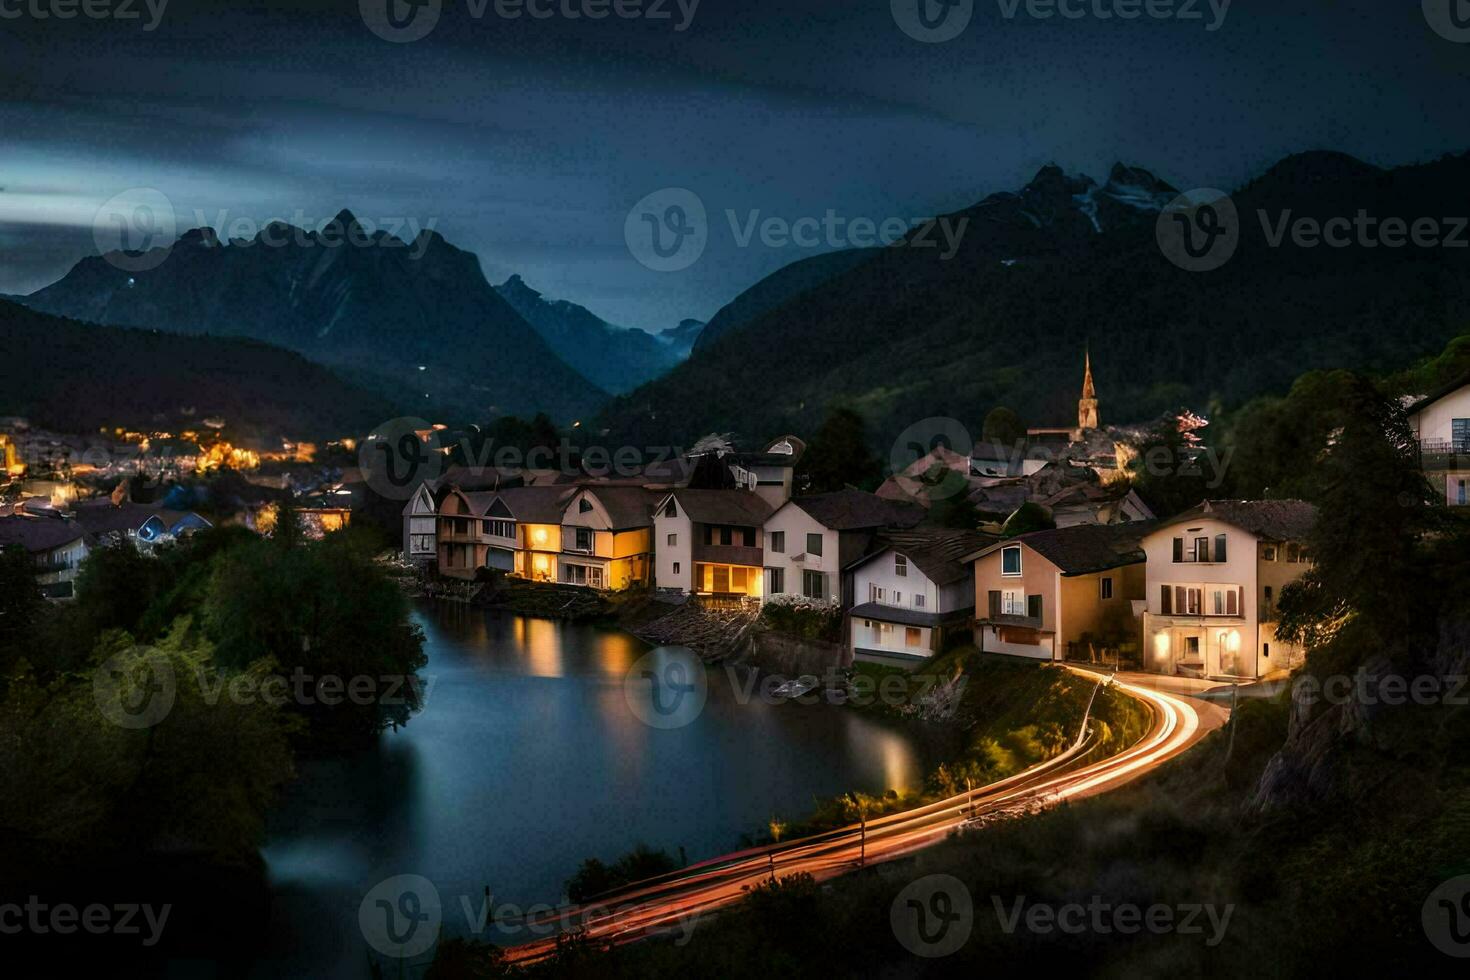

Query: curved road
[[503, 668, 1227, 964]]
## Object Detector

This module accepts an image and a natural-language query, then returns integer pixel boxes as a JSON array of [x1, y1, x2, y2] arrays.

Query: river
[[250, 600, 933, 976]]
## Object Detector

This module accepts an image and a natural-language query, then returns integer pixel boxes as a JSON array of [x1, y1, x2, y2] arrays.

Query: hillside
[[22, 213, 606, 422], [601, 152, 1470, 448], [0, 298, 395, 439], [494, 275, 682, 394]]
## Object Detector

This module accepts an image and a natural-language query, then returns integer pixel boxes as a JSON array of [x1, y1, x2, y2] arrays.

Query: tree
[[1127, 410, 1215, 517], [982, 407, 1026, 448], [201, 532, 428, 749], [73, 540, 169, 642], [798, 407, 881, 493], [1222, 370, 1359, 499], [0, 545, 44, 677]]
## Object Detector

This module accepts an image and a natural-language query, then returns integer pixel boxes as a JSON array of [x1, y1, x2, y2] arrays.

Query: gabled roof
[[495, 485, 576, 524], [0, 515, 86, 554], [966, 521, 1157, 577], [663, 489, 774, 527], [1404, 374, 1470, 418], [574, 486, 657, 529], [786, 489, 925, 531], [1154, 499, 1316, 542], [847, 527, 999, 586]]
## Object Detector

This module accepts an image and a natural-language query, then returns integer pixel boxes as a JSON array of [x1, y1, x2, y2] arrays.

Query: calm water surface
[[252, 600, 931, 976]]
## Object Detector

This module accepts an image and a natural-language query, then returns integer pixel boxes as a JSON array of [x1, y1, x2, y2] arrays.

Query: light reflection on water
[[253, 601, 931, 977]]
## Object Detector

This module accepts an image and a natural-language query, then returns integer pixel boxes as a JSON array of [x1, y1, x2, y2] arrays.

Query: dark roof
[[968, 521, 1157, 576], [1404, 374, 1470, 418], [848, 527, 999, 586], [731, 435, 807, 468], [578, 486, 657, 529], [849, 601, 970, 629], [788, 489, 925, 531], [0, 515, 86, 554], [1158, 499, 1317, 542], [667, 489, 774, 527], [72, 500, 207, 536], [495, 486, 576, 524]]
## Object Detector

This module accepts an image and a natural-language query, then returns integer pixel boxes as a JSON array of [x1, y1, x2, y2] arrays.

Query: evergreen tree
[[798, 407, 881, 493]]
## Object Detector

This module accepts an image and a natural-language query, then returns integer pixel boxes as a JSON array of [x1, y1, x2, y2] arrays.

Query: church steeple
[[1077, 347, 1099, 433]]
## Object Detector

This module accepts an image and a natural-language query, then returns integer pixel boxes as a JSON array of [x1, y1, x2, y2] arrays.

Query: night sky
[[2, 0, 1467, 328]]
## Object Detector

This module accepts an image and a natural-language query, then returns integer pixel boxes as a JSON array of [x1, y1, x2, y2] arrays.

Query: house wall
[[1410, 385, 1470, 443], [653, 505, 693, 592], [1141, 519, 1262, 678], [973, 544, 1063, 632], [1055, 562, 1146, 656], [762, 505, 839, 603], [849, 616, 934, 660], [852, 549, 941, 613], [403, 486, 437, 562]]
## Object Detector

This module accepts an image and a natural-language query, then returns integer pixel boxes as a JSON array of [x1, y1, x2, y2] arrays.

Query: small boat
[[773, 675, 820, 700]]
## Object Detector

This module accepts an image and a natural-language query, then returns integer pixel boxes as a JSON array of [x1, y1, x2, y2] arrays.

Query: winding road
[[502, 667, 1228, 964]]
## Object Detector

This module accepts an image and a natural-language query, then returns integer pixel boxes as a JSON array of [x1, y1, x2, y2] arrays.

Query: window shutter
[[989, 590, 1002, 618], [1027, 594, 1043, 620], [1161, 585, 1172, 615], [1215, 534, 1227, 563], [1172, 538, 1183, 562]]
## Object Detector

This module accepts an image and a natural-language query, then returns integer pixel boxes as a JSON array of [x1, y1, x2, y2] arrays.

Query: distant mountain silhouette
[[658, 318, 706, 359], [601, 152, 1470, 448], [0, 297, 393, 439], [23, 212, 606, 422], [494, 274, 683, 394]]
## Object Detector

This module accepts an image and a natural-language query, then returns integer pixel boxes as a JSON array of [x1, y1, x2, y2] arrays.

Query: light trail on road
[[502, 667, 1225, 965]]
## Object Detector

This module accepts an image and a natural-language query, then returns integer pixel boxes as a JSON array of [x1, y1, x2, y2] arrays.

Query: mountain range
[[602, 152, 1470, 448], [22, 213, 610, 422], [493, 274, 701, 394]]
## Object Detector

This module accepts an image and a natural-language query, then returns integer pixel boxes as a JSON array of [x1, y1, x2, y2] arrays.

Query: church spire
[[1077, 347, 1099, 433]]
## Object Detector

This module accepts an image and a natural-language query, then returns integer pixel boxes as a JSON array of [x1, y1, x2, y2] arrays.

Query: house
[[557, 486, 656, 590], [1407, 375, 1470, 506], [402, 483, 439, 566], [762, 489, 923, 605], [1040, 483, 1155, 528], [1140, 499, 1316, 680], [0, 514, 89, 599], [436, 485, 574, 582], [846, 527, 995, 665], [725, 435, 805, 508], [71, 497, 212, 550], [967, 522, 1155, 662], [653, 489, 774, 597]]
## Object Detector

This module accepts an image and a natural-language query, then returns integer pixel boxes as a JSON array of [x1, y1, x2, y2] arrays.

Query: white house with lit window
[[402, 483, 439, 567], [1140, 500, 1315, 681], [1407, 375, 1470, 506], [761, 489, 923, 605], [845, 528, 994, 665]]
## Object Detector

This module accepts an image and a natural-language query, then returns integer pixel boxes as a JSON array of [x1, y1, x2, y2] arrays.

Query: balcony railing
[[1419, 439, 1470, 470]]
